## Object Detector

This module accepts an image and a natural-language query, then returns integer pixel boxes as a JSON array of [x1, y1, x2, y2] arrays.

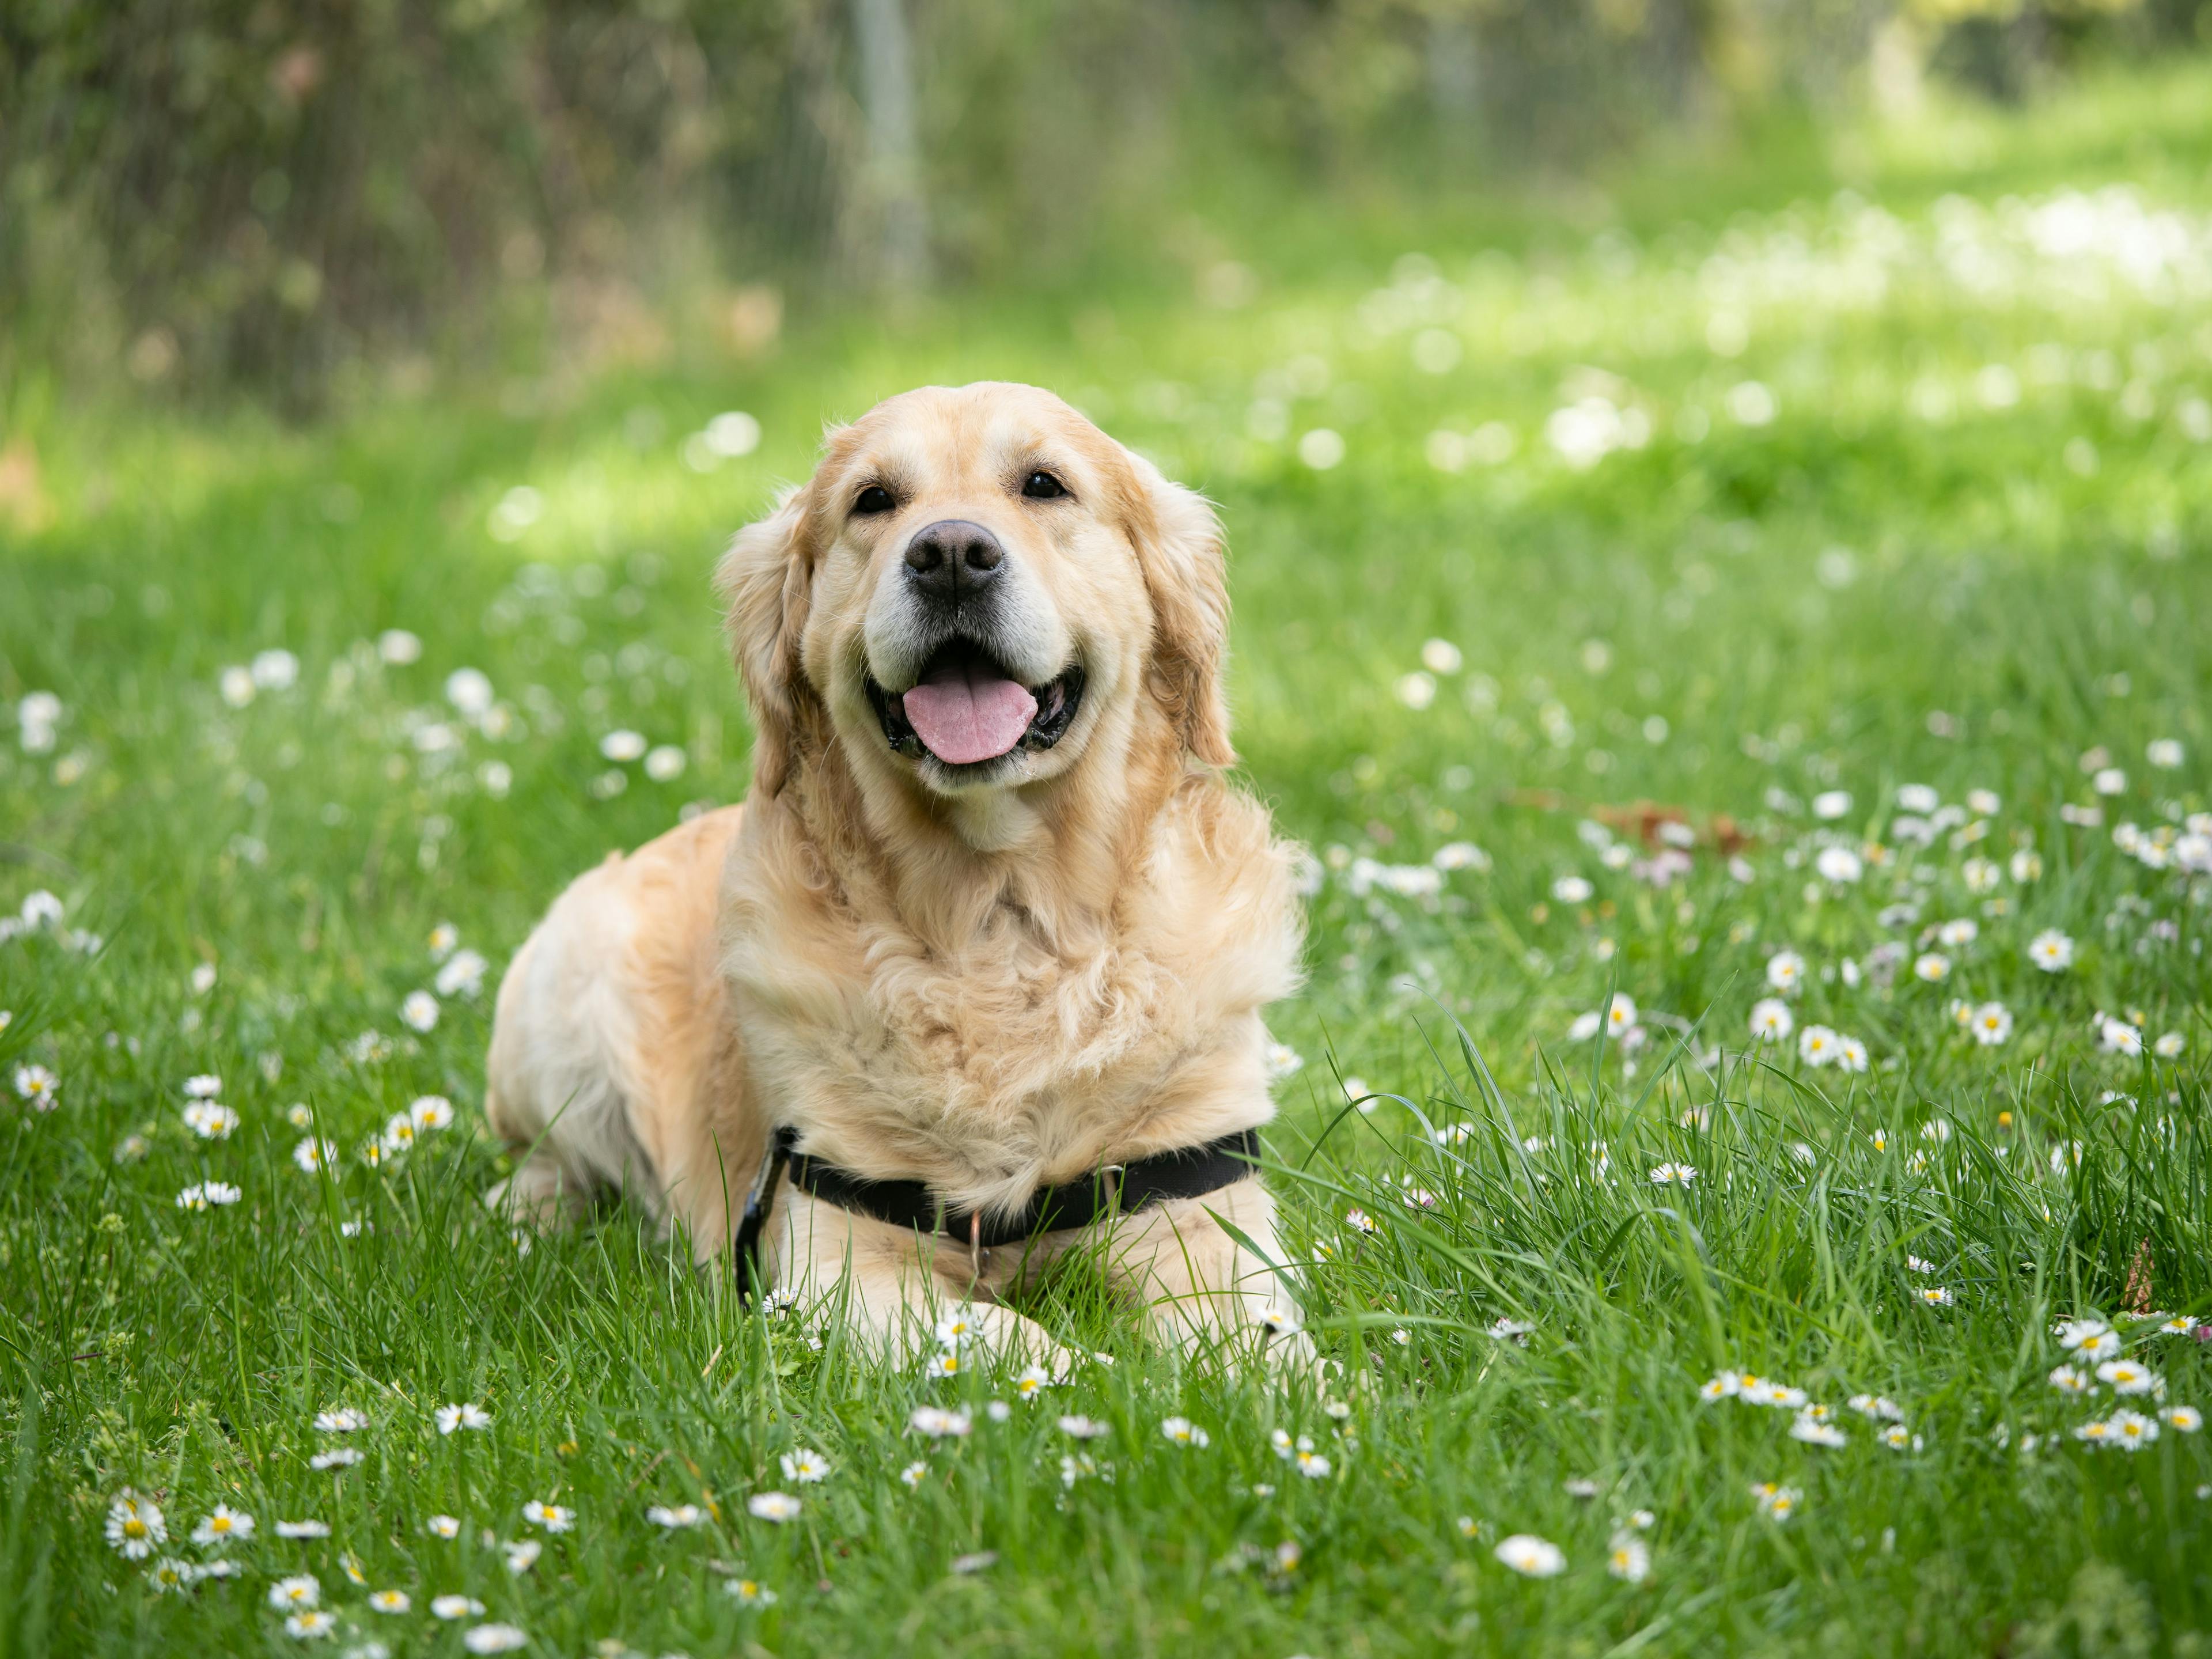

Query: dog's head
[[719, 382, 1232, 816]]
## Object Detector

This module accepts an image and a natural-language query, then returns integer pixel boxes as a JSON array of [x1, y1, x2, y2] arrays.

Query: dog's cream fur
[[484, 382, 1305, 1363]]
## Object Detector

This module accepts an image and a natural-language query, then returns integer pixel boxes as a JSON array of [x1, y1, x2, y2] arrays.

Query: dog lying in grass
[[484, 381, 1307, 1365]]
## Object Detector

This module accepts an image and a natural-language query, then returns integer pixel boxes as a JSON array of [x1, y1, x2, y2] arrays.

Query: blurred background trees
[[2, 0, 2207, 411]]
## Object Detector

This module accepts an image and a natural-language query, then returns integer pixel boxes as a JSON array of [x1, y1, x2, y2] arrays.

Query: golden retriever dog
[[484, 381, 1306, 1366]]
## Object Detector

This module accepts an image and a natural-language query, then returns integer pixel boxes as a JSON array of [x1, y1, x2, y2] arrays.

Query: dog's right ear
[[715, 486, 815, 796]]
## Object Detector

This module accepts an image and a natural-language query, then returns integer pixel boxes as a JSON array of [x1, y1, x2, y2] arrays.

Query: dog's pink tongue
[[903, 663, 1037, 764]]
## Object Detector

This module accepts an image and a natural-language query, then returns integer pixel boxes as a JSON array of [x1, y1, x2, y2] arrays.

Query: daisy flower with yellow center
[[105, 1491, 166, 1559], [2028, 930, 2074, 972], [191, 1504, 255, 1546], [2108, 1410, 2160, 1450], [267, 1574, 320, 1610], [1751, 1483, 1801, 1521], [1494, 1534, 1566, 1577], [1013, 1364, 1053, 1400], [2095, 1359, 2161, 1396], [1607, 1531, 1650, 1582]]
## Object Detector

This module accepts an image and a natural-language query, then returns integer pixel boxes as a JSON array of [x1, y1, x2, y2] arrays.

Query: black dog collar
[[732, 1125, 1261, 1296]]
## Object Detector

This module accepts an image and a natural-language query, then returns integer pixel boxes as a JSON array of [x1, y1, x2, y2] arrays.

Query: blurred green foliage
[[3, 0, 2211, 409]]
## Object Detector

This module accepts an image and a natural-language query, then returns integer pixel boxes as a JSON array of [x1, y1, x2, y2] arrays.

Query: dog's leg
[[1101, 1177, 1314, 1367], [484, 1150, 593, 1230], [768, 1191, 1080, 1370]]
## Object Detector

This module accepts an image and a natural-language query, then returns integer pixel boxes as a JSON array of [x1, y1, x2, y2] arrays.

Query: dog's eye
[[854, 484, 896, 516], [1021, 470, 1068, 500]]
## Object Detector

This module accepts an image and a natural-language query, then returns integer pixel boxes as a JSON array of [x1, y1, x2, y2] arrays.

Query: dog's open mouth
[[866, 641, 1085, 768]]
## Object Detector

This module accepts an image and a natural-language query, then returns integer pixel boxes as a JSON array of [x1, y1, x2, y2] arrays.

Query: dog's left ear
[[715, 484, 817, 796], [1127, 455, 1234, 767]]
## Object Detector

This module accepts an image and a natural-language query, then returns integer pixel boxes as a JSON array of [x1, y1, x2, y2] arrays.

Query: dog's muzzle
[[865, 639, 1085, 771]]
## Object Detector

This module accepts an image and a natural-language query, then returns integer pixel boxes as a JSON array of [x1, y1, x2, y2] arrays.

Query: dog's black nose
[[903, 520, 1003, 602]]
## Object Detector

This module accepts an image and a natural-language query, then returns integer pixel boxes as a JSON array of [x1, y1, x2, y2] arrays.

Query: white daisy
[[1607, 1531, 1651, 1582], [435, 1403, 491, 1434], [747, 1491, 801, 1522], [430, 1594, 484, 1619], [1814, 846, 1862, 884], [1160, 1416, 1211, 1448], [522, 1498, 575, 1530], [268, 1574, 321, 1610], [2028, 930, 2074, 972], [181, 1100, 239, 1139], [1748, 998, 1794, 1041], [1764, 952, 1805, 994], [146, 1557, 191, 1593], [645, 1503, 703, 1528], [191, 1504, 255, 1546], [907, 1406, 972, 1438], [2109, 1410, 2160, 1450], [435, 949, 488, 999], [2096, 1359, 2162, 1396], [1494, 1534, 1566, 1577], [105, 1491, 167, 1559], [779, 1449, 832, 1484], [1751, 1482, 1801, 1521], [400, 991, 440, 1033], [1789, 1412, 1847, 1448], [1012, 1364, 1055, 1400], [410, 1094, 456, 1130]]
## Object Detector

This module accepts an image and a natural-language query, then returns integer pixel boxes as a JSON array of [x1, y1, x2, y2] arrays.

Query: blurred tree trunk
[[851, 0, 929, 290], [1427, 14, 1481, 131]]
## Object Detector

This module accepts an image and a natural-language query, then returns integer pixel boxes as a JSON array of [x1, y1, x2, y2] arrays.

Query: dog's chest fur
[[722, 787, 1301, 1214]]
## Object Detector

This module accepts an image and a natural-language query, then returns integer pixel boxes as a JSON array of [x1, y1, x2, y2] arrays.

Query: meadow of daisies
[[5, 63, 2212, 1659]]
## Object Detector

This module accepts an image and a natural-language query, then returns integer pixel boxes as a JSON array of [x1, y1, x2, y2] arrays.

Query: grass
[[3, 59, 2212, 1659]]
